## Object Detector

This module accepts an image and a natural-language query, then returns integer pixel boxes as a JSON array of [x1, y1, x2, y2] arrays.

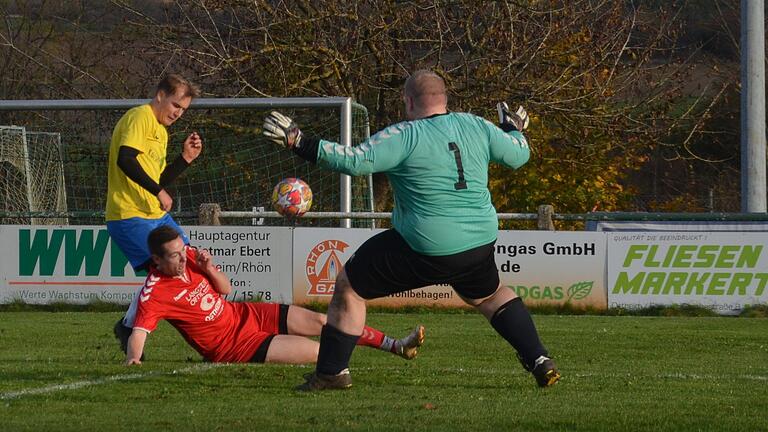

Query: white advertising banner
[[3, 224, 608, 309], [292, 228, 607, 309], [290, 228, 456, 307], [497, 231, 607, 309], [0, 225, 293, 305], [588, 221, 768, 232], [0, 225, 145, 304], [184, 226, 293, 304], [607, 232, 768, 315]]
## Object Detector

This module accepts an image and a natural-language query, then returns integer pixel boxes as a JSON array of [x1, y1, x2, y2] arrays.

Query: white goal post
[[0, 97, 371, 227]]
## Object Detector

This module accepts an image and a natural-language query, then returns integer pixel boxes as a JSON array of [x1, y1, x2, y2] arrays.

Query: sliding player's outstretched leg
[[285, 305, 425, 360], [393, 325, 425, 360]]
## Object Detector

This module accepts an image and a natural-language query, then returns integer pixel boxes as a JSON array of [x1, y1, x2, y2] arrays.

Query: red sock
[[356, 325, 385, 348]]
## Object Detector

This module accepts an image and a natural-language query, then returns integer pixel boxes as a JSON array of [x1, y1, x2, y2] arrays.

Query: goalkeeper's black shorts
[[344, 228, 499, 300]]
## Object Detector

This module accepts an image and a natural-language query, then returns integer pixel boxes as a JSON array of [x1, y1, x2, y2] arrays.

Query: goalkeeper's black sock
[[490, 297, 548, 370], [316, 325, 360, 376]]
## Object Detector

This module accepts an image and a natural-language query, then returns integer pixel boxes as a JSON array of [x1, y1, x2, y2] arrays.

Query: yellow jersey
[[106, 104, 169, 221]]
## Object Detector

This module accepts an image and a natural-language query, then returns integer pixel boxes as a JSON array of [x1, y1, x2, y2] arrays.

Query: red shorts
[[237, 303, 289, 363]]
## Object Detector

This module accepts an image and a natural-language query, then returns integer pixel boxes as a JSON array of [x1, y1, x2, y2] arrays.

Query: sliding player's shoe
[[531, 356, 561, 387], [295, 368, 353, 392], [394, 325, 425, 360]]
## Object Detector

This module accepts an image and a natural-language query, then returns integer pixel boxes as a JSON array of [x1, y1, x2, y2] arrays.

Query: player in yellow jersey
[[107, 74, 203, 357]]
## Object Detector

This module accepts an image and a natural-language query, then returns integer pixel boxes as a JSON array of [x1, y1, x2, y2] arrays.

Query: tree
[[0, 1, 161, 98], [0, 0, 743, 217]]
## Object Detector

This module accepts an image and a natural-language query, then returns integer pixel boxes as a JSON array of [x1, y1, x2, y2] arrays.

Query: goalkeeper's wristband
[[291, 136, 320, 164]]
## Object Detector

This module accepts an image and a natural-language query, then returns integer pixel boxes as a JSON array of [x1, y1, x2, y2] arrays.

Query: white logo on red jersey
[[140, 274, 161, 302], [200, 293, 216, 311], [185, 280, 210, 306], [204, 298, 224, 322], [173, 289, 188, 302]]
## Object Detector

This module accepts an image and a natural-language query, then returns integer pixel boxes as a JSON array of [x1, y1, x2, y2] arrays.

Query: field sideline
[[1, 312, 766, 431]]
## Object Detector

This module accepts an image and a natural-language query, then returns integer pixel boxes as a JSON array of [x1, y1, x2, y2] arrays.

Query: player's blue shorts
[[106, 213, 189, 271]]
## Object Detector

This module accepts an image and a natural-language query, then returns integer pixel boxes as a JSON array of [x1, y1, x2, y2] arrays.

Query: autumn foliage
[[0, 1, 741, 214]]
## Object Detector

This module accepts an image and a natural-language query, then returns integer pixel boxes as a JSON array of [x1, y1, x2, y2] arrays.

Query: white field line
[[0, 363, 226, 400], [3, 364, 765, 400], [571, 372, 768, 381]]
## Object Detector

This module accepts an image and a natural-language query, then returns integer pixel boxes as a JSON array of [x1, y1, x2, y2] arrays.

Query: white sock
[[379, 335, 396, 352]]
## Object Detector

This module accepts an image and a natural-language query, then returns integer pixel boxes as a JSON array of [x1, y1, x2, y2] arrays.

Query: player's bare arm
[[195, 248, 232, 295], [157, 190, 173, 212], [124, 329, 148, 366]]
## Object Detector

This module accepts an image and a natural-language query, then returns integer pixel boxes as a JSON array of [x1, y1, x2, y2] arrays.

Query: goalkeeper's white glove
[[263, 111, 303, 149], [497, 102, 530, 132]]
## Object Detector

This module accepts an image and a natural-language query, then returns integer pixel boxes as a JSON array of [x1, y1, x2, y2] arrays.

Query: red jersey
[[133, 247, 273, 362]]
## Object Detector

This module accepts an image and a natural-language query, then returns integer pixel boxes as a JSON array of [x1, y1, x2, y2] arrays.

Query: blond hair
[[156, 74, 201, 98]]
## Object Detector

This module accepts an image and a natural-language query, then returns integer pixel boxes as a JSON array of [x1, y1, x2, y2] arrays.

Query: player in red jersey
[[124, 225, 425, 365]]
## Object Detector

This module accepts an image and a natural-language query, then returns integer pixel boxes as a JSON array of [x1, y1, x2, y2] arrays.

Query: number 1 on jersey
[[448, 142, 467, 190]]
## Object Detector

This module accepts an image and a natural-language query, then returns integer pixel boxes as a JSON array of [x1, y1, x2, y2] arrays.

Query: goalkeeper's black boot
[[531, 356, 560, 388], [113, 317, 144, 361], [295, 368, 352, 392]]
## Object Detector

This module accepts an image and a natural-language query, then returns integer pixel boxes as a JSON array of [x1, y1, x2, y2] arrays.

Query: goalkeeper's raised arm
[[262, 104, 530, 177], [263, 110, 409, 176]]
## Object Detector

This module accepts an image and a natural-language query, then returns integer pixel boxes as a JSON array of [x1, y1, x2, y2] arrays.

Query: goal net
[[0, 98, 372, 227], [0, 126, 69, 225], [26, 131, 68, 225], [0, 126, 33, 224]]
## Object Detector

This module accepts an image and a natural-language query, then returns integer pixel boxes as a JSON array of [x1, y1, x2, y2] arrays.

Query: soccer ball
[[272, 177, 313, 217]]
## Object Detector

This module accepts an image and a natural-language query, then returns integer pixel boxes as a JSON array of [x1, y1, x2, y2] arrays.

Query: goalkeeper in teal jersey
[[263, 70, 560, 391]]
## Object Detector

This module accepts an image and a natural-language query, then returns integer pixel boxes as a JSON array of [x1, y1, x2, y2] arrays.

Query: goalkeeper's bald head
[[403, 70, 448, 118]]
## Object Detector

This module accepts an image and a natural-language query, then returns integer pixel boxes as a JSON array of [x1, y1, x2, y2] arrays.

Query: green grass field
[[1, 311, 766, 431]]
